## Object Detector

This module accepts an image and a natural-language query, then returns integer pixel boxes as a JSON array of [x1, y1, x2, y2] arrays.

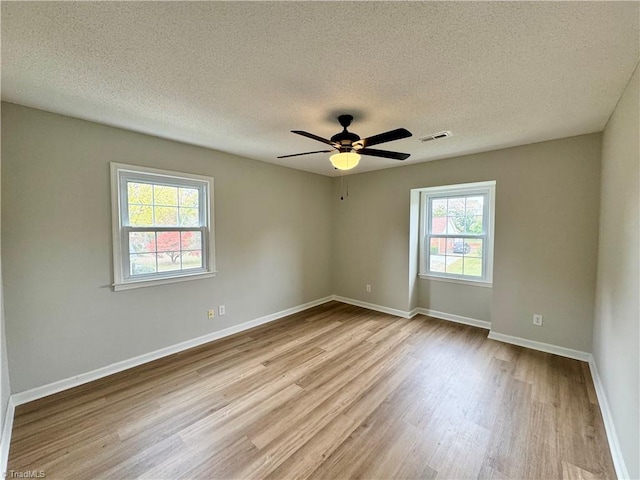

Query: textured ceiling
[[2, 2, 639, 176]]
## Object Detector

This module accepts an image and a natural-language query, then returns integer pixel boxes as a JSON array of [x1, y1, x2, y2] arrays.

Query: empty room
[[0, 2, 638, 479]]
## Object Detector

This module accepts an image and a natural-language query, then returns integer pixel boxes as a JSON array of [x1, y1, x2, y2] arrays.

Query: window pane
[[154, 185, 178, 206], [466, 196, 484, 215], [182, 251, 203, 270], [429, 237, 446, 256], [156, 231, 180, 252], [447, 197, 467, 234], [447, 238, 470, 256], [446, 218, 462, 234], [182, 232, 202, 270], [429, 254, 446, 273], [129, 232, 156, 253], [181, 231, 202, 251], [128, 205, 153, 226], [179, 188, 199, 207], [127, 182, 153, 205], [179, 207, 199, 227], [466, 239, 483, 258], [431, 199, 447, 215], [158, 256, 182, 272], [445, 257, 463, 275], [466, 215, 484, 234], [156, 231, 182, 270], [463, 257, 483, 277], [447, 197, 466, 216], [431, 217, 447, 234], [155, 206, 178, 226], [130, 253, 157, 275]]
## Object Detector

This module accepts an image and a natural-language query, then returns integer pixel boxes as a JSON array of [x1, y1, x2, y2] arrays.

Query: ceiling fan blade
[[357, 128, 412, 148], [277, 149, 333, 159], [291, 130, 336, 146], [358, 148, 410, 161]]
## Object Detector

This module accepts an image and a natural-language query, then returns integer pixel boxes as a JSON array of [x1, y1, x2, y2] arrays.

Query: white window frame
[[110, 163, 216, 291], [418, 181, 495, 287]]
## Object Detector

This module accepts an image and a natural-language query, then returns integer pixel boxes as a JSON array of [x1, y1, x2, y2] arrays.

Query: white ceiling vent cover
[[419, 131, 452, 143]]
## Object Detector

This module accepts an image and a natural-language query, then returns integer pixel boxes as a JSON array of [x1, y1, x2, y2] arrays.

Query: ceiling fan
[[277, 115, 412, 170]]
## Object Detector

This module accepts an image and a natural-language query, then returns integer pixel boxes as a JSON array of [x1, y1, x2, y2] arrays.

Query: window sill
[[113, 271, 217, 291], [418, 274, 492, 288]]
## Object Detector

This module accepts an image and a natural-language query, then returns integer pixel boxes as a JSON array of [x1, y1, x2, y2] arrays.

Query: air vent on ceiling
[[419, 131, 452, 143]]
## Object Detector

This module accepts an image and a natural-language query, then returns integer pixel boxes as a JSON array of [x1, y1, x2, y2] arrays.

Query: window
[[418, 181, 495, 285], [110, 163, 216, 291]]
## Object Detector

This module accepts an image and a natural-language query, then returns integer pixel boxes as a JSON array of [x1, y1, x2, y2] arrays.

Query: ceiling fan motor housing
[[331, 114, 360, 151]]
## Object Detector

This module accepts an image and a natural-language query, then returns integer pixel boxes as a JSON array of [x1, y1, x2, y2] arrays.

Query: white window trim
[[110, 163, 216, 291], [417, 181, 495, 286]]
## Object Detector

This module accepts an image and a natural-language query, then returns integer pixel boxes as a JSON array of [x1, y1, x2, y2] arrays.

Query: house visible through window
[[110, 163, 216, 291], [419, 181, 495, 285]]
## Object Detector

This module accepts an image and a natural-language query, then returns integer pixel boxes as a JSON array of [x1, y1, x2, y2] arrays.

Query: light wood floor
[[8, 301, 615, 479]]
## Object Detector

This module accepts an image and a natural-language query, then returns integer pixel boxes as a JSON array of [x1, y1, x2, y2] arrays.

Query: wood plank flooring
[[8, 301, 616, 479]]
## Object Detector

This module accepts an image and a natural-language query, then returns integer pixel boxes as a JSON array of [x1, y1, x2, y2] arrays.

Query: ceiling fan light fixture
[[330, 152, 361, 170], [281, 115, 412, 165]]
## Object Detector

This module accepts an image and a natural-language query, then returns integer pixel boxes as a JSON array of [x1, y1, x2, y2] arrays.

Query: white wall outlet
[[219, 305, 226, 316], [533, 314, 543, 326], [208, 309, 215, 319], [366, 284, 371, 293]]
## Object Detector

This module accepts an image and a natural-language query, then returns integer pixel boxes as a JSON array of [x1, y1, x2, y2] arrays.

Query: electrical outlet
[[219, 305, 226, 316], [366, 284, 371, 293], [533, 314, 543, 326], [208, 309, 215, 319]]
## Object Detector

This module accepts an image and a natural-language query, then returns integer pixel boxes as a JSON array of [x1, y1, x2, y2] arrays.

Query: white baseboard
[[331, 297, 491, 330], [412, 308, 491, 330], [487, 331, 591, 362], [587, 356, 630, 480], [0, 397, 15, 476], [11, 296, 334, 406], [333, 296, 412, 319]]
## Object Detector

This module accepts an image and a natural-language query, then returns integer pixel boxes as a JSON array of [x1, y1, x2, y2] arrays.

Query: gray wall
[[332, 134, 601, 352], [593, 64, 639, 479], [419, 280, 492, 322], [1, 103, 333, 393], [0, 140, 11, 440]]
